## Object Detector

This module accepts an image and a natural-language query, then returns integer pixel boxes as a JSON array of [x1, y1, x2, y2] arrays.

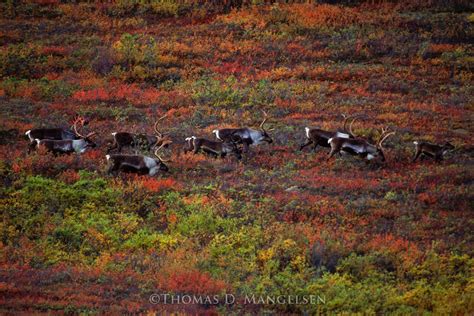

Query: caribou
[[108, 115, 171, 153], [300, 114, 360, 151], [212, 111, 273, 153], [25, 115, 89, 143], [412, 141, 454, 162], [327, 127, 395, 162], [32, 121, 97, 155], [184, 136, 242, 159], [106, 141, 171, 176]]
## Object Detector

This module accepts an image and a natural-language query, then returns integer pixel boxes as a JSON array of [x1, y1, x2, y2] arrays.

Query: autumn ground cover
[[0, 1, 473, 314]]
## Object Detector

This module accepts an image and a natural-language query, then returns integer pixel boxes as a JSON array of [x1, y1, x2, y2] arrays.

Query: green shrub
[[191, 76, 244, 108], [0, 45, 46, 79]]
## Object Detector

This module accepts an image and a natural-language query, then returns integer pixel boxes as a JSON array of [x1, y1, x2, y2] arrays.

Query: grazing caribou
[[106, 142, 171, 176], [412, 141, 454, 162], [327, 127, 395, 162], [300, 114, 360, 151], [185, 136, 242, 159], [32, 122, 96, 155], [108, 115, 170, 153], [25, 115, 88, 142], [212, 111, 273, 153]]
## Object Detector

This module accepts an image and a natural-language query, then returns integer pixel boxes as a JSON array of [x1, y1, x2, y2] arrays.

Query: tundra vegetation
[[0, 0, 473, 314]]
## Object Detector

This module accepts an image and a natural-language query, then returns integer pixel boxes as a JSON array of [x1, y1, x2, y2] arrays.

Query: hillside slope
[[0, 1, 473, 314]]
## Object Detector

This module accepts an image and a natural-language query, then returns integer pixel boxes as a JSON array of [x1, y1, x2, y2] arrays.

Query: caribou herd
[[24, 112, 455, 176]]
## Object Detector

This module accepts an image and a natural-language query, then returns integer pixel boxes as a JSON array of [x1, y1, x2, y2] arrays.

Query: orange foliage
[[158, 270, 228, 295], [58, 169, 81, 184], [16, 85, 41, 101], [40, 46, 69, 56], [141, 178, 178, 193], [288, 4, 362, 28], [429, 43, 457, 53], [44, 72, 61, 80], [82, 149, 103, 161], [72, 87, 110, 102], [365, 234, 422, 268], [72, 83, 188, 108], [417, 192, 437, 205]]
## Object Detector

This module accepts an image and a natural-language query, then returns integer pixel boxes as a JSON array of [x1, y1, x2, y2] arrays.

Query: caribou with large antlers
[[32, 120, 97, 155], [108, 115, 171, 153], [25, 115, 89, 143], [106, 141, 171, 176], [212, 111, 273, 153], [327, 127, 395, 162], [300, 114, 360, 151]]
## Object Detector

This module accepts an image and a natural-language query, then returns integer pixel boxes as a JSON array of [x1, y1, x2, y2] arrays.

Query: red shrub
[[72, 87, 110, 102], [58, 169, 81, 184], [417, 192, 437, 205], [158, 270, 228, 295], [141, 178, 179, 193], [40, 46, 70, 57]]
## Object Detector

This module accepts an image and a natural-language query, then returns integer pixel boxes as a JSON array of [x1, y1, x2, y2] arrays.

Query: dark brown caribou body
[[412, 141, 454, 162], [31, 122, 97, 155], [212, 112, 273, 153], [25, 116, 89, 142], [108, 115, 170, 153], [106, 154, 169, 175], [34, 138, 97, 155], [185, 136, 242, 159], [300, 114, 360, 151], [106, 142, 171, 176], [327, 128, 395, 162]]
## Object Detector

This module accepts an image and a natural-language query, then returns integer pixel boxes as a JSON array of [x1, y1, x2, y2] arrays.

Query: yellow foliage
[[257, 248, 275, 263]]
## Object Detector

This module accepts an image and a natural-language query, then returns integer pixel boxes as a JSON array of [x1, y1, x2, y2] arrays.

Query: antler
[[70, 114, 86, 129], [153, 114, 168, 138], [73, 120, 95, 139], [342, 113, 364, 136], [377, 127, 395, 149], [349, 116, 360, 138], [154, 140, 172, 162], [73, 120, 85, 138], [342, 114, 351, 133], [260, 111, 268, 131]]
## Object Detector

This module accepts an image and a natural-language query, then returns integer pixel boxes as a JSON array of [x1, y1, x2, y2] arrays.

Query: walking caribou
[[25, 115, 90, 152], [25, 115, 89, 143], [212, 111, 273, 153], [300, 114, 361, 151], [108, 115, 171, 153], [184, 136, 242, 159], [327, 127, 395, 162], [32, 121, 97, 155], [412, 141, 454, 162], [106, 141, 172, 176]]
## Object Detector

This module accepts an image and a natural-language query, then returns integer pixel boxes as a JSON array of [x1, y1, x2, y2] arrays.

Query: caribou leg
[[412, 149, 422, 162], [299, 139, 313, 151], [242, 140, 250, 153]]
